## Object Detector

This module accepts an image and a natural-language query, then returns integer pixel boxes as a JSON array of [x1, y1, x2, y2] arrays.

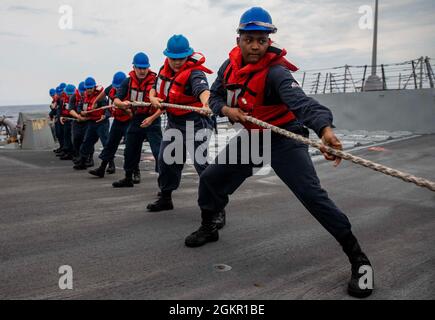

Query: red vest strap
[[223, 46, 297, 130]]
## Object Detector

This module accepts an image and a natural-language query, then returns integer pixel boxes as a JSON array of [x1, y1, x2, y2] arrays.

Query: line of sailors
[[47, 6, 374, 298], [48, 34, 221, 218]]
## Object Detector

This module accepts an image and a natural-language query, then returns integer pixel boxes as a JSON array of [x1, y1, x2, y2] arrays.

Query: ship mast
[[364, 0, 384, 91]]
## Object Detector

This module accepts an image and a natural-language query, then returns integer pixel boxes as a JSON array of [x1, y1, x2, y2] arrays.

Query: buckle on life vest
[[240, 97, 254, 115]]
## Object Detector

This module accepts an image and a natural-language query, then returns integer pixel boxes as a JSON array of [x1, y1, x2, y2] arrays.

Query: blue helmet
[[56, 86, 63, 95], [237, 7, 277, 34], [132, 52, 150, 69], [64, 84, 76, 96], [163, 35, 194, 59], [84, 77, 97, 89], [49, 88, 56, 96], [59, 82, 67, 89], [112, 71, 127, 88], [78, 81, 86, 94]]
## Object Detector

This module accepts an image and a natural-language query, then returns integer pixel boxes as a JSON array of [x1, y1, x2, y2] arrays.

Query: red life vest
[[108, 86, 131, 122], [60, 92, 71, 117], [223, 44, 299, 130], [156, 52, 212, 116], [51, 96, 58, 110], [73, 90, 86, 114], [125, 70, 157, 115], [74, 90, 82, 105], [83, 86, 105, 121]]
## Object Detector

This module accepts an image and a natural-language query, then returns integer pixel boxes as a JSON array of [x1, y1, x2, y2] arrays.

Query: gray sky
[[0, 0, 434, 106]]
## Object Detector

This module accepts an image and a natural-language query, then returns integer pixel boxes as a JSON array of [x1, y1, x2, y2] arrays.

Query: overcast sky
[[0, 0, 434, 106]]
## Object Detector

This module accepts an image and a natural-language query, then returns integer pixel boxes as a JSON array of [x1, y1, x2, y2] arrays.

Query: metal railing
[[294, 56, 434, 94]]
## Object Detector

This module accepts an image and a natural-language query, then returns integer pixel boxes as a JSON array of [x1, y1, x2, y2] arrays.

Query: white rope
[[128, 101, 435, 192]]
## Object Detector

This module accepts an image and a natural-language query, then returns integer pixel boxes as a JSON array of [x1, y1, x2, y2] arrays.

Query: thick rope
[[130, 101, 435, 192], [82, 105, 114, 113], [246, 116, 435, 193], [130, 101, 212, 115]]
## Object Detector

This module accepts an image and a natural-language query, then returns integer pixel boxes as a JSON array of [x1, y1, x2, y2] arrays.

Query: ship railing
[[295, 56, 434, 94]]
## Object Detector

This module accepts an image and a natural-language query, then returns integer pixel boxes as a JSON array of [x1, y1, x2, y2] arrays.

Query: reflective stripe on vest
[[129, 89, 145, 102], [226, 88, 242, 107], [156, 78, 171, 99]]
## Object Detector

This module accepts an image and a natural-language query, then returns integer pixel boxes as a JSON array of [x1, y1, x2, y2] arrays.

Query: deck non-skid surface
[[0, 135, 434, 299]]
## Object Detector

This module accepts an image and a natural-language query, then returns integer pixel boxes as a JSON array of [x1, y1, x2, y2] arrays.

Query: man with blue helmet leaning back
[[185, 7, 374, 299], [145, 35, 225, 230], [48, 88, 58, 145], [112, 52, 163, 188], [54, 83, 67, 156], [68, 81, 92, 165], [89, 71, 132, 178], [58, 84, 77, 160], [73, 77, 110, 170], [48, 88, 56, 120]]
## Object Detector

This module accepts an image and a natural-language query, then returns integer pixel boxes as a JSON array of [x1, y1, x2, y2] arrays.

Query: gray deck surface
[[0, 134, 434, 300]]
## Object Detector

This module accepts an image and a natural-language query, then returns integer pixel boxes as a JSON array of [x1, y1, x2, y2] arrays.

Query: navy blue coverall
[[69, 94, 93, 159], [98, 85, 131, 163], [79, 98, 110, 160], [116, 77, 163, 174], [61, 99, 74, 156], [155, 70, 214, 194], [54, 98, 64, 150], [200, 61, 353, 243]]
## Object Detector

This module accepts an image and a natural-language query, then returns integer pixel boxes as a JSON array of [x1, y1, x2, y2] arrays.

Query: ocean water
[[0, 105, 49, 123], [0, 104, 415, 158]]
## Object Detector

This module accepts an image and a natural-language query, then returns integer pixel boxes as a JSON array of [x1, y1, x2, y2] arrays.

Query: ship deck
[[0, 134, 434, 300]]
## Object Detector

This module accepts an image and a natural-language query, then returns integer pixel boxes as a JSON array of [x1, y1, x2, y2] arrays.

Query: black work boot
[[60, 153, 73, 160], [341, 233, 374, 298], [106, 160, 116, 174], [85, 154, 94, 168], [185, 210, 219, 248], [89, 160, 108, 178], [56, 151, 66, 157], [73, 156, 80, 165], [146, 191, 174, 212], [73, 157, 88, 170], [112, 171, 134, 188], [133, 169, 141, 184], [212, 209, 226, 230]]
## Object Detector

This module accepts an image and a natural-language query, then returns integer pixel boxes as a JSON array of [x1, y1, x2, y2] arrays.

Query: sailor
[[144, 35, 222, 222], [112, 53, 163, 187], [58, 84, 77, 160], [89, 71, 131, 178], [54, 83, 67, 157], [48, 88, 56, 120], [49, 88, 59, 150], [69, 81, 92, 165], [73, 77, 110, 170], [184, 7, 374, 299]]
